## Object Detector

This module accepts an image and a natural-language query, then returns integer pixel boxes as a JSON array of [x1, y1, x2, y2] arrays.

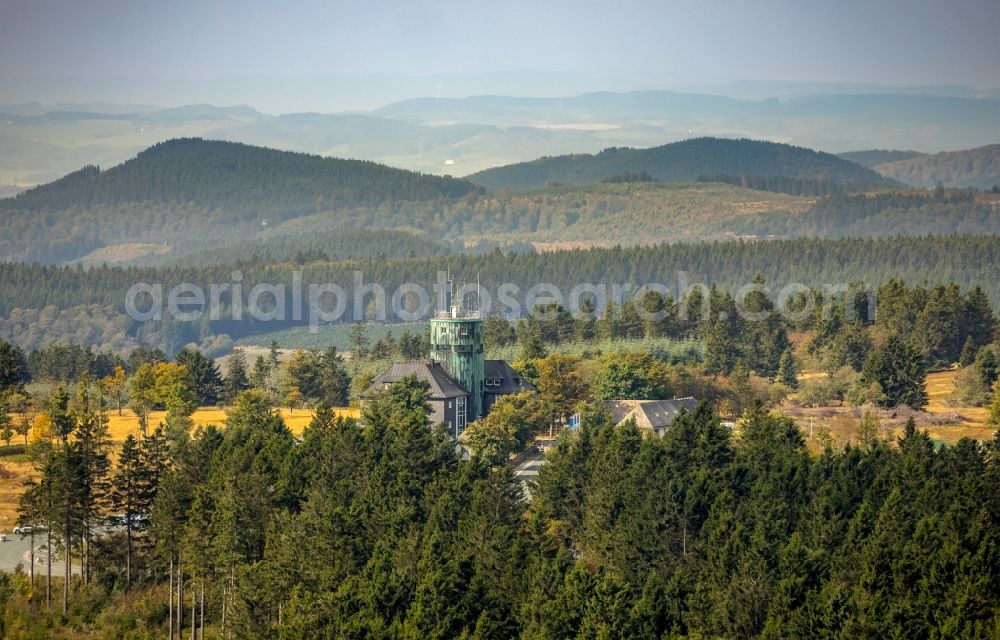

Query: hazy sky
[[2, 0, 998, 111]]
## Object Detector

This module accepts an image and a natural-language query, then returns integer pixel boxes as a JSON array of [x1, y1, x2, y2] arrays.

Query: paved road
[[514, 449, 548, 500], [0, 531, 80, 576]]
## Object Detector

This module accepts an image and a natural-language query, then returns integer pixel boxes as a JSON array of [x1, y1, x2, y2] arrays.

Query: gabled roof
[[607, 397, 700, 431], [364, 360, 469, 399], [484, 359, 537, 394]]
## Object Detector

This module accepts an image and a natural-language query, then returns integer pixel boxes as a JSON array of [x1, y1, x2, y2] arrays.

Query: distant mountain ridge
[[3, 137, 480, 212], [466, 137, 893, 191], [4, 90, 1000, 184], [872, 144, 1000, 188]]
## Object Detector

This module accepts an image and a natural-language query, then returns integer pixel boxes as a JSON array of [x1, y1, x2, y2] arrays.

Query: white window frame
[[456, 396, 467, 434]]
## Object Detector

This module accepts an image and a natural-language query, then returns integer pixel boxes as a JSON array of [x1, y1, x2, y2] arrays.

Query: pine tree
[[0, 401, 12, 448], [962, 285, 996, 348], [223, 348, 251, 403], [778, 348, 798, 389], [0, 339, 29, 391], [574, 297, 598, 341], [250, 355, 271, 392], [175, 349, 224, 406], [728, 360, 753, 416], [103, 365, 128, 415], [959, 336, 978, 367], [110, 435, 144, 589], [596, 301, 616, 342], [990, 382, 1000, 425], [349, 322, 369, 359], [975, 348, 998, 389], [399, 330, 429, 358], [520, 334, 548, 361], [48, 387, 76, 614], [73, 381, 112, 583], [320, 347, 350, 406], [861, 334, 928, 409], [129, 363, 157, 436]]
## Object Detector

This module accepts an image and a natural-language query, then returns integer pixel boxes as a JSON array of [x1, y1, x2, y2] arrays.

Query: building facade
[[363, 284, 535, 438]]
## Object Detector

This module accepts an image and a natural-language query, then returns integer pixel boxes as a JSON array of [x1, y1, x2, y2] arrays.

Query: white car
[[13, 524, 46, 535]]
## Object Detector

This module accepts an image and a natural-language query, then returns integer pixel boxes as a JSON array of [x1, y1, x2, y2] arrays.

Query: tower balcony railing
[[435, 305, 482, 320]]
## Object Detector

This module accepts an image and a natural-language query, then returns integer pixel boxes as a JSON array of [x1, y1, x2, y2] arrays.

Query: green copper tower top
[[428, 279, 485, 423]]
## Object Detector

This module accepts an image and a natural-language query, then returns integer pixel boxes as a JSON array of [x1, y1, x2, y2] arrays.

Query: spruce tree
[[73, 381, 112, 583], [320, 347, 350, 406], [110, 435, 144, 589], [959, 336, 978, 367], [990, 382, 1000, 425], [520, 334, 548, 361], [223, 348, 251, 403], [0, 339, 28, 391], [777, 348, 798, 389], [250, 355, 271, 392], [861, 334, 928, 409], [574, 297, 598, 341], [349, 322, 369, 359], [175, 349, 224, 406], [975, 348, 999, 389]]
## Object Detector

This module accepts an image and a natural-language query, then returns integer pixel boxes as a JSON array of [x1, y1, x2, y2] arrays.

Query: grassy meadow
[[785, 369, 996, 453]]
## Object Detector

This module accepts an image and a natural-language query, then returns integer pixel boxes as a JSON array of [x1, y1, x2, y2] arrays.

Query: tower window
[[456, 396, 467, 432]]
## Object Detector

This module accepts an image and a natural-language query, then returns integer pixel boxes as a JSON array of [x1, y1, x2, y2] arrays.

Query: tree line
[[3, 376, 1000, 638], [3, 235, 1000, 354]]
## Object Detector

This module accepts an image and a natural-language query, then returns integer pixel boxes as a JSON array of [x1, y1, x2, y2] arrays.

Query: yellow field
[[0, 405, 360, 531], [786, 369, 996, 453], [105, 406, 359, 441]]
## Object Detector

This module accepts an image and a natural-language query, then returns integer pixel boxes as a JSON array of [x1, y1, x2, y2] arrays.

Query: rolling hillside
[[873, 144, 1000, 188], [3, 137, 480, 212], [837, 149, 925, 167], [466, 138, 894, 191], [0, 138, 482, 264]]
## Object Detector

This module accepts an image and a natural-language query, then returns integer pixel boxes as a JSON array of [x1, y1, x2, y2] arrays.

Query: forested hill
[[2, 137, 481, 212], [466, 137, 894, 191], [836, 149, 925, 168], [872, 144, 1000, 188]]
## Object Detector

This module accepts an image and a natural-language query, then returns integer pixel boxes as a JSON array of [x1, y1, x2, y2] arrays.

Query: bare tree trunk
[[190, 590, 195, 640], [63, 528, 70, 615], [177, 568, 184, 638], [199, 583, 205, 640], [125, 522, 132, 589], [29, 528, 34, 586], [46, 527, 51, 605], [221, 579, 226, 638], [83, 519, 89, 585], [168, 558, 174, 640]]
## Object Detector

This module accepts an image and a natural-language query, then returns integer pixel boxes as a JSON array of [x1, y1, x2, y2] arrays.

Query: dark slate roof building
[[369, 360, 470, 398], [484, 359, 536, 413], [606, 397, 700, 437]]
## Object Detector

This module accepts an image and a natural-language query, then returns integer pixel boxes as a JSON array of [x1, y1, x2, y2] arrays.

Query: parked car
[[104, 514, 149, 528], [13, 524, 46, 535]]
